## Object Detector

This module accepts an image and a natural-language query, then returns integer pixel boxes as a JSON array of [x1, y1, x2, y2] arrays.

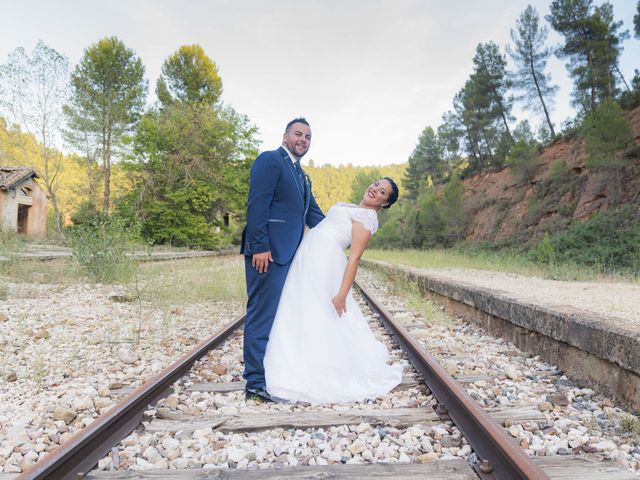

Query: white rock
[[192, 427, 213, 439], [134, 457, 154, 470], [72, 396, 94, 411], [143, 446, 162, 463], [117, 348, 138, 364], [254, 447, 268, 461], [7, 425, 30, 445], [21, 450, 39, 464], [0, 445, 15, 459], [153, 458, 169, 469], [504, 365, 519, 380], [166, 448, 181, 461], [348, 441, 366, 455], [398, 451, 412, 462], [227, 446, 247, 463], [3, 463, 22, 473], [594, 440, 617, 452], [162, 437, 180, 451]]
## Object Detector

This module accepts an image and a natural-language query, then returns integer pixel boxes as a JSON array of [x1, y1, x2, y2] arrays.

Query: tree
[[64, 37, 148, 213], [437, 111, 465, 175], [635, 1, 640, 38], [156, 44, 223, 106], [472, 42, 515, 145], [547, 0, 628, 113], [349, 169, 381, 204], [580, 98, 633, 191], [619, 70, 640, 109], [454, 75, 509, 174], [403, 126, 444, 199], [416, 186, 445, 248], [440, 175, 466, 245], [0, 40, 70, 233], [508, 5, 558, 137], [453, 81, 488, 174], [506, 120, 540, 182], [128, 46, 258, 248]]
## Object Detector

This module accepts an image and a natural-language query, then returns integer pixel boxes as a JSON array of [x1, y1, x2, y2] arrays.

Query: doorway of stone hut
[[17, 204, 29, 234]]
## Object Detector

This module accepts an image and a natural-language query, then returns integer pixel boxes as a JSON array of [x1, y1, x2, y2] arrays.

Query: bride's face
[[361, 179, 392, 209]]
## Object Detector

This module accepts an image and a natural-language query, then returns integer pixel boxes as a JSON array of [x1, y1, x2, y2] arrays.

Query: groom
[[241, 118, 325, 402]]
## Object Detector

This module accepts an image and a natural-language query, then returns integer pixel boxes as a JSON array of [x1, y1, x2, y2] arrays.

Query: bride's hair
[[382, 177, 399, 209]]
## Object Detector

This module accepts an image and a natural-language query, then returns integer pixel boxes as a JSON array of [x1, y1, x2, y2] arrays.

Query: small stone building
[[0, 166, 47, 239]]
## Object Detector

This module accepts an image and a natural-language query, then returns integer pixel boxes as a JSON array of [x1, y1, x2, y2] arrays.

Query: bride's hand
[[332, 295, 346, 317]]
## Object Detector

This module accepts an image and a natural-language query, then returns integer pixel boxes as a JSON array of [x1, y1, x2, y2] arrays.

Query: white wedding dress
[[264, 203, 403, 404]]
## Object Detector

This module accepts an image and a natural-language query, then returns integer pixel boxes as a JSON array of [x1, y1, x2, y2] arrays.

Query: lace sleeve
[[351, 208, 379, 236]]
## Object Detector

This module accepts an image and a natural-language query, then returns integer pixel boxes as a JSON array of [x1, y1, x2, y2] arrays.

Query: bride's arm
[[332, 221, 371, 316]]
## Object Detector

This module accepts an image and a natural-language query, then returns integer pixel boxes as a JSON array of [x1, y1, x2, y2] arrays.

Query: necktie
[[293, 161, 305, 190]]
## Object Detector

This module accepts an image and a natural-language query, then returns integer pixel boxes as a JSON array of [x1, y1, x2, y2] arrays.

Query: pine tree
[[472, 42, 515, 145], [64, 37, 148, 213], [547, 0, 628, 114], [508, 5, 558, 137], [437, 111, 465, 176], [403, 127, 444, 199], [156, 44, 223, 106], [581, 98, 633, 191], [506, 120, 540, 182]]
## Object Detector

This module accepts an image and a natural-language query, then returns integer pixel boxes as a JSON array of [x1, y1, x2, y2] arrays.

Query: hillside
[[462, 106, 640, 244]]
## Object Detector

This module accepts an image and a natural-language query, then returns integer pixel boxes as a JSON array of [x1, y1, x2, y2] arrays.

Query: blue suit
[[241, 146, 324, 389]]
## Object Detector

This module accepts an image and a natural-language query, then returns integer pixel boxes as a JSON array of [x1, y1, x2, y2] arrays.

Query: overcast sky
[[1, 0, 638, 166]]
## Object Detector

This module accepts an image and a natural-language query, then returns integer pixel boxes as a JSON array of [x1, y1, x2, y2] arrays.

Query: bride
[[264, 177, 403, 404]]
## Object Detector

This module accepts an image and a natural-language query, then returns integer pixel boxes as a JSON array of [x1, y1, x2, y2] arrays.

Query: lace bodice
[[312, 202, 379, 249]]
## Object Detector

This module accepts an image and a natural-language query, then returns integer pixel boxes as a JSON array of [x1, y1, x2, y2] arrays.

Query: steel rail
[[18, 314, 245, 480], [357, 282, 550, 480]]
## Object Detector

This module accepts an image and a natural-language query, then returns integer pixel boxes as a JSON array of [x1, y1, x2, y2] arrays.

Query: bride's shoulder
[[333, 202, 356, 208], [350, 207, 379, 234]]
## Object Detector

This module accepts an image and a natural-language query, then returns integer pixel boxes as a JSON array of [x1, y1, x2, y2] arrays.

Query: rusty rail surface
[[357, 282, 549, 480], [18, 314, 245, 480]]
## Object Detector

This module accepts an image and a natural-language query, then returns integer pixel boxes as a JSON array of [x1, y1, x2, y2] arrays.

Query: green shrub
[[71, 201, 101, 226], [0, 224, 24, 277], [549, 160, 570, 183], [581, 99, 634, 174], [507, 121, 539, 183], [532, 233, 556, 265], [548, 206, 640, 274], [68, 216, 144, 283]]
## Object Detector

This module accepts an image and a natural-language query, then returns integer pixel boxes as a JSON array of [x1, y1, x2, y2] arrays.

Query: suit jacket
[[241, 146, 324, 265]]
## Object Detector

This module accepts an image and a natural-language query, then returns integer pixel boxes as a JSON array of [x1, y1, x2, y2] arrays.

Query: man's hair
[[382, 177, 400, 209], [285, 117, 310, 132]]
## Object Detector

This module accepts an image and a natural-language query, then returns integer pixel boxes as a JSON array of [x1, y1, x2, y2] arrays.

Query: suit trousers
[[243, 256, 291, 390]]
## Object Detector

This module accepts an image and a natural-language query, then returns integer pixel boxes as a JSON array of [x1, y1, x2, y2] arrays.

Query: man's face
[[282, 122, 312, 159]]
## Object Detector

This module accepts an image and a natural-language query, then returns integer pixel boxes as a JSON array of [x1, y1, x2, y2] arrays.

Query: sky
[[0, 0, 638, 167]]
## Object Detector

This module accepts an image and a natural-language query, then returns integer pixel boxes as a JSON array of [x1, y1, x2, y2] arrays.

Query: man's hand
[[332, 294, 347, 317], [252, 251, 273, 273]]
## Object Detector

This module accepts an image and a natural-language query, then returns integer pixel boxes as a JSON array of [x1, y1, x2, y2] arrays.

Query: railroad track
[[16, 282, 634, 480]]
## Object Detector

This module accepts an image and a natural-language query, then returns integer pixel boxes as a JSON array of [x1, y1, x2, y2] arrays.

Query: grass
[[1, 252, 246, 318], [134, 255, 246, 306], [620, 413, 640, 437], [369, 269, 452, 326], [363, 248, 635, 282], [0, 258, 84, 284]]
